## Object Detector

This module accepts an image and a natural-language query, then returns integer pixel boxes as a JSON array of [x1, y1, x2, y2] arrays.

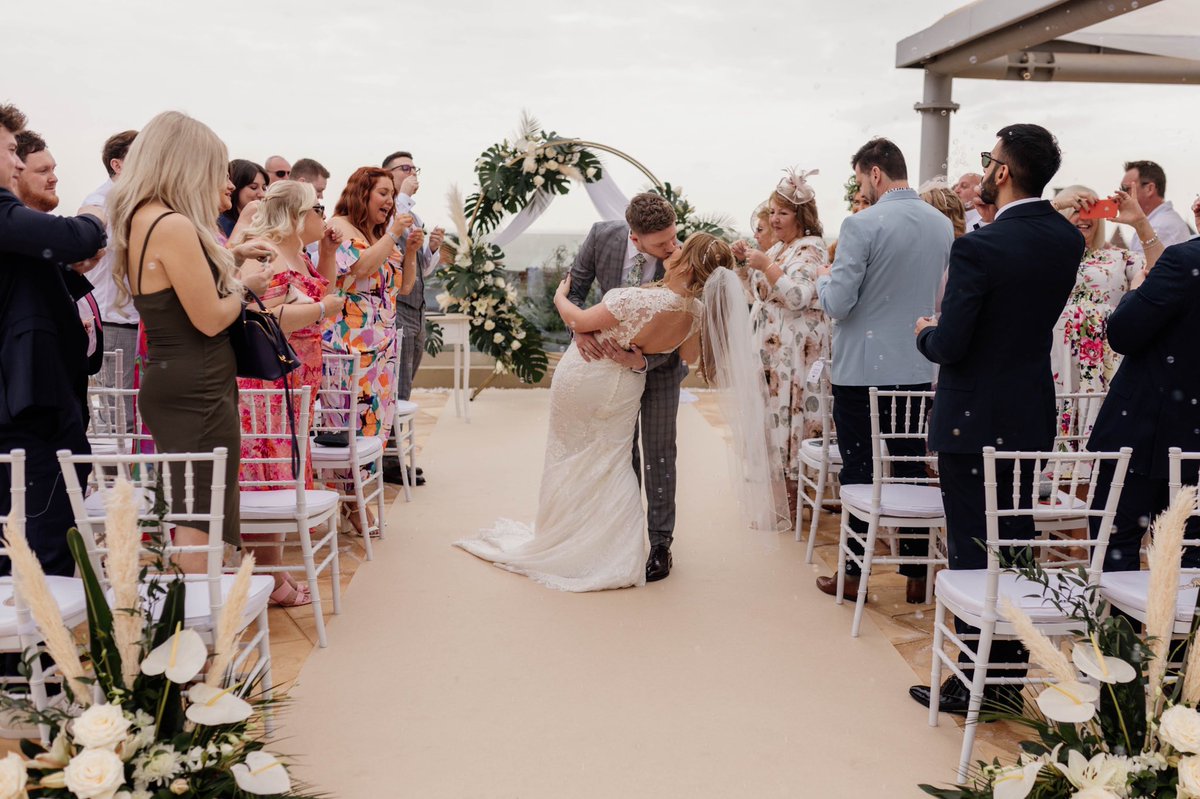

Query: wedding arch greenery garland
[[432, 115, 732, 384]]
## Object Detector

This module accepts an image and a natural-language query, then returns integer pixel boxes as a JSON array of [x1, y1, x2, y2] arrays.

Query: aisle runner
[[287, 391, 963, 798]]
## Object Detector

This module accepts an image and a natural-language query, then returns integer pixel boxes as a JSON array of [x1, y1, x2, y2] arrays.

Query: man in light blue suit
[[813, 138, 953, 603]]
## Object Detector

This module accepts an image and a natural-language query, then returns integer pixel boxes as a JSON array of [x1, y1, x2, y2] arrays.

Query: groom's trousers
[[633, 353, 689, 549]]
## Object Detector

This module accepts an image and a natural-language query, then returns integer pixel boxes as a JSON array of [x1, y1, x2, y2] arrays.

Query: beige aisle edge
[[286, 390, 965, 798]]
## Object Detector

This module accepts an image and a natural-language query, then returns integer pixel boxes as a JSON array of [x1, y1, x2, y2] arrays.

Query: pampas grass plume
[[105, 479, 144, 688], [1146, 487, 1195, 718], [999, 596, 1076, 683], [205, 553, 255, 688], [446, 185, 471, 251]]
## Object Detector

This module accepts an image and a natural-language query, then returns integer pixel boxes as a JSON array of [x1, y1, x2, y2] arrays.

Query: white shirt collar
[[992, 196, 1043, 222]]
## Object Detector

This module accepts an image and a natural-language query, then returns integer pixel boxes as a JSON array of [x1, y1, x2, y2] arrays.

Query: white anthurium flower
[[231, 752, 291, 795], [0, 752, 28, 799], [1053, 749, 1126, 792], [1159, 704, 1200, 754], [1036, 681, 1100, 724], [992, 761, 1043, 799], [184, 684, 253, 726], [141, 627, 207, 684], [1072, 637, 1137, 684]]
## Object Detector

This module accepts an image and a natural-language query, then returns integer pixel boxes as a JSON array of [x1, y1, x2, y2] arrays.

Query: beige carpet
[[285, 390, 967, 797]]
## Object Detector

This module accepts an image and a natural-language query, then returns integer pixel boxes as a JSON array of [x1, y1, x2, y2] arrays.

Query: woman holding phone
[[1050, 185, 1163, 439]]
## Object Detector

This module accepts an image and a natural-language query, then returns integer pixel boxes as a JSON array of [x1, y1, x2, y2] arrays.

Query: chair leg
[[805, 464, 829, 561], [302, 547, 329, 648], [256, 608, 276, 735], [373, 453, 387, 539], [354, 468, 374, 562], [957, 620, 997, 784], [835, 506, 851, 606], [330, 536, 343, 616], [928, 599, 946, 727], [850, 516, 880, 638]]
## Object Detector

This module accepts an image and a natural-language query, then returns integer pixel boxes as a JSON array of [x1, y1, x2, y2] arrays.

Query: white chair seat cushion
[[239, 489, 339, 520], [83, 486, 159, 518], [0, 577, 87, 639], [393, 400, 419, 419], [840, 484, 944, 518], [119, 574, 275, 632], [311, 435, 383, 462], [1100, 571, 1198, 623], [936, 570, 1078, 623], [799, 438, 841, 467]]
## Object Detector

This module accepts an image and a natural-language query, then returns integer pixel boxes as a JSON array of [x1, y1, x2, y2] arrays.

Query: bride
[[454, 232, 786, 591]]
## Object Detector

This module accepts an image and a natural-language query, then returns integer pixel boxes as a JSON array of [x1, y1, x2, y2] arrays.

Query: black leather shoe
[[646, 545, 672, 582], [909, 679, 1023, 717], [382, 463, 425, 486], [815, 573, 863, 602]]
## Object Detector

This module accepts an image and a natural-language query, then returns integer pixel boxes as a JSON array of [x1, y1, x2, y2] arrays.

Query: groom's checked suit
[[568, 219, 688, 550]]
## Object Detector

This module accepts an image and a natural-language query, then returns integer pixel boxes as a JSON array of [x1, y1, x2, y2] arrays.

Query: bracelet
[[632, 356, 649, 375], [316, 302, 326, 322], [1139, 234, 1160, 247]]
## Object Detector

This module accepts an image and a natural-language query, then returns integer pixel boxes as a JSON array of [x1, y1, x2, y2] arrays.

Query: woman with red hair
[[323, 168, 421, 491]]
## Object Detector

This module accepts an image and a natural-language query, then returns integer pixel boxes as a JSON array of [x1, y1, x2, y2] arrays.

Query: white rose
[[493, 333, 505, 344], [170, 778, 189, 795], [0, 752, 27, 799], [533, 175, 545, 187], [511, 341, 521, 351], [495, 278, 506, 289], [585, 167, 597, 179], [1181, 755, 1200, 798], [483, 261, 495, 273], [483, 320, 496, 331], [515, 330, 526, 340], [73, 704, 132, 751], [545, 160, 560, 171], [1161, 705, 1200, 754], [64, 748, 126, 799], [492, 201, 504, 212], [521, 156, 537, 174]]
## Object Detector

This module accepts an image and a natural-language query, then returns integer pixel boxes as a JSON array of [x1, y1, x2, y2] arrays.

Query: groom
[[568, 193, 683, 582]]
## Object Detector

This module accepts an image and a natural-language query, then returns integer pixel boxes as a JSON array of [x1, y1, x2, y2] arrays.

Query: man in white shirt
[[82, 130, 139, 423], [953, 172, 984, 231], [1120, 160, 1194, 252]]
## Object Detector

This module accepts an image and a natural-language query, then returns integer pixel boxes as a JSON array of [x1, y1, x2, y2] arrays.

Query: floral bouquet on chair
[[921, 487, 1200, 799], [0, 479, 321, 799]]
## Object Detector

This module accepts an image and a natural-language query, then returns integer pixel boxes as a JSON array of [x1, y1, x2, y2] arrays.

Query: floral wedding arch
[[432, 114, 730, 384]]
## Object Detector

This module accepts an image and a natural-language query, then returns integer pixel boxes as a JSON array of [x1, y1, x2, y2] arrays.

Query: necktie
[[627, 253, 646, 287]]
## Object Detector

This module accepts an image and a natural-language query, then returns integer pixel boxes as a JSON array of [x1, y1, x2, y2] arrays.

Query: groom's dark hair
[[625, 193, 676, 235]]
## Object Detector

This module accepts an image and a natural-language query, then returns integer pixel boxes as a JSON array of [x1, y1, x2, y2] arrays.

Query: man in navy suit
[[908, 124, 1084, 715], [1086, 237, 1200, 570]]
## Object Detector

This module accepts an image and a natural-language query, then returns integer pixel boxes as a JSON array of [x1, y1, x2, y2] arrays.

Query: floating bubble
[[969, 55, 978, 65], [42, 249, 53, 259]]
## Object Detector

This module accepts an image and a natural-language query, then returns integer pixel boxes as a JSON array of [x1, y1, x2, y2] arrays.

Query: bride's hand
[[556, 274, 572, 296]]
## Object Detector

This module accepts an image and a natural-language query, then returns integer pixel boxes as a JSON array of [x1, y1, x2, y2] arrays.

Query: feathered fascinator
[[775, 167, 819, 206]]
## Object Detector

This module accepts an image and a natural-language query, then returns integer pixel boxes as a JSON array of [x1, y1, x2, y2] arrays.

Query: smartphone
[[1079, 199, 1118, 220]]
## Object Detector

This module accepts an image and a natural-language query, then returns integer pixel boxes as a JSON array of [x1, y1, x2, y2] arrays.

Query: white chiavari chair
[[385, 329, 419, 503], [796, 356, 841, 563]]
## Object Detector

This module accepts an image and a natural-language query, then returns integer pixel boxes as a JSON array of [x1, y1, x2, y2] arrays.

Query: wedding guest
[[109, 111, 270, 573], [13, 131, 58, 212], [829, 177, 872, 261], [83, 130, 140, 423], [1119, 160, 1192, 253], [813, 138, 951, 604], [264, 154, 291, 184], [291, 157, 330, 200], [1049, 185, 1162, 440], [324, 167, 421, 531], [1087, 235, 1200, 570], [233, 180, 345, 605], [751, 203, 775, 252], [218, 159, 267, 239], [953, 172, 983, 231], [0, 102, 107, 576], [919, 180, 966, 238], [731, 169, 827, 524], [910, 124, 1082, 716]]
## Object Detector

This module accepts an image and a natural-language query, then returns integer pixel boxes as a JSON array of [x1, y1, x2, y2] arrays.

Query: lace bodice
[[599, 286, 703, 352]]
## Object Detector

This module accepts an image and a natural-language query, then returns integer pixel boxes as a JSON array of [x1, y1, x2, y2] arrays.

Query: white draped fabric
[[487, 170, 631, 249]]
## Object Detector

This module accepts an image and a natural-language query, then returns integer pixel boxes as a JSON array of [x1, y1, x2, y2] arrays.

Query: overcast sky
[[5, 0, 1198, 239]]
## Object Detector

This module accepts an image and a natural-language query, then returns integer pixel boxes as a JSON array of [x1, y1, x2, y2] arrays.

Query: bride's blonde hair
[[233, 180, 316, 246], [108, 111, 239, 306]]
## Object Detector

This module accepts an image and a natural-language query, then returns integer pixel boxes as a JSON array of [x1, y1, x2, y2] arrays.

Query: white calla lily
[[1072, 637, 1137, 684], [184, 684, 252, 726], [231, 752, 291, 795], [1036, 680, 1100, 723], [140, 626, 207, 684], [993, 761, 1043, 799]]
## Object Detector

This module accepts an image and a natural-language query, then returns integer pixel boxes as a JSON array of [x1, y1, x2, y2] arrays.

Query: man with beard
[[813, 138, 953, 604], [0, 104, 107, 576], [909, 124, 1083, 716]]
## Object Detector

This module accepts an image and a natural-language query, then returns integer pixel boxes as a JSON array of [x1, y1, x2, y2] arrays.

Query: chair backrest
[[86, 385, 128, 443], [238, 386, 312, 507], [982, 447, 1133, 583], [0, 449, 25, 530], [868, 388, 937, 487], [315, 353, 364, 453], [806, 340, 836, 449], [88, 349, 124, 390], [1054, 391, 1108, 453], [57, 447, 230, 627], [1169, 449, 1200, 514]]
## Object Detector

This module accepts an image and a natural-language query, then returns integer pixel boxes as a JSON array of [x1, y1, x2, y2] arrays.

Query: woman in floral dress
[[1051, 185, 1162, 440], [732, 169, 828, 523]]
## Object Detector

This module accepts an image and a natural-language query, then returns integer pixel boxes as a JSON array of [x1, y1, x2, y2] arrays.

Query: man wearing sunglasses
[[910, 124, 1083, 717], [1117, 160, 1192, 253], [264, 154, 291, 185]]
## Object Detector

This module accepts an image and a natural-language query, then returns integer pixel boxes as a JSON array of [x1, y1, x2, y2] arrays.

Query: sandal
[[269, 579, 312, 608], [343, 504, 381, 539]]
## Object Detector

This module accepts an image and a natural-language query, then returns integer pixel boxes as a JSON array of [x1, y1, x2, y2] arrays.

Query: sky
[[5, 0, 1199, 240]]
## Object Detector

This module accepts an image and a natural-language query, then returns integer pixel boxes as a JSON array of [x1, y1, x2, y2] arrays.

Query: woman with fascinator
[[732, 168, 829, 525]]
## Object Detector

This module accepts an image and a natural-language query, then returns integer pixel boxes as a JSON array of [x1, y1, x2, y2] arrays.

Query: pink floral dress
[[238, 255, 329, 490], [1051, 247, 1144, 440], [746, 236, 829, 482]]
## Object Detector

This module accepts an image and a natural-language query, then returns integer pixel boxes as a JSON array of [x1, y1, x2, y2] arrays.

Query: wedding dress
[[454, 285, 702, 592]]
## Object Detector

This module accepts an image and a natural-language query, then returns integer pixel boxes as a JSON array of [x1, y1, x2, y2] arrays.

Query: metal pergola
[[896, 0, 1200, 183]]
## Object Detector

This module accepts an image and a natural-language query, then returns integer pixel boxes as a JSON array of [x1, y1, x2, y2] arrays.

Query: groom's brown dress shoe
[[906, 577, 928, 605], [815, 573, 862, 601], [646, 545, 672, 582]]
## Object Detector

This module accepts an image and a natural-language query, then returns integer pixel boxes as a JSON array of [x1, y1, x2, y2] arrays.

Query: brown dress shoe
[[816, 573, 862, 601], [906, 577, 928, 605]]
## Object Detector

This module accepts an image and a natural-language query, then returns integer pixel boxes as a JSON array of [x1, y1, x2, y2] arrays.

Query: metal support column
[[913, 71, 959, 185]]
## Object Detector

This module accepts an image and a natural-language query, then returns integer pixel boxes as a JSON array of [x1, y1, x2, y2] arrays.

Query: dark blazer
[[0, 189, 106, 429], [1088, 237, 1200, 478], [917, 200, 1083, 453]]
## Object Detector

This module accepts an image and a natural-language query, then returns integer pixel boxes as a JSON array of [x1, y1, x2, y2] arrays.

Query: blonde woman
[[918, 179, 967, 238], [731, 169, 828, 524], [233, 180, 345, 605], [108, 111, 270, 572]]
